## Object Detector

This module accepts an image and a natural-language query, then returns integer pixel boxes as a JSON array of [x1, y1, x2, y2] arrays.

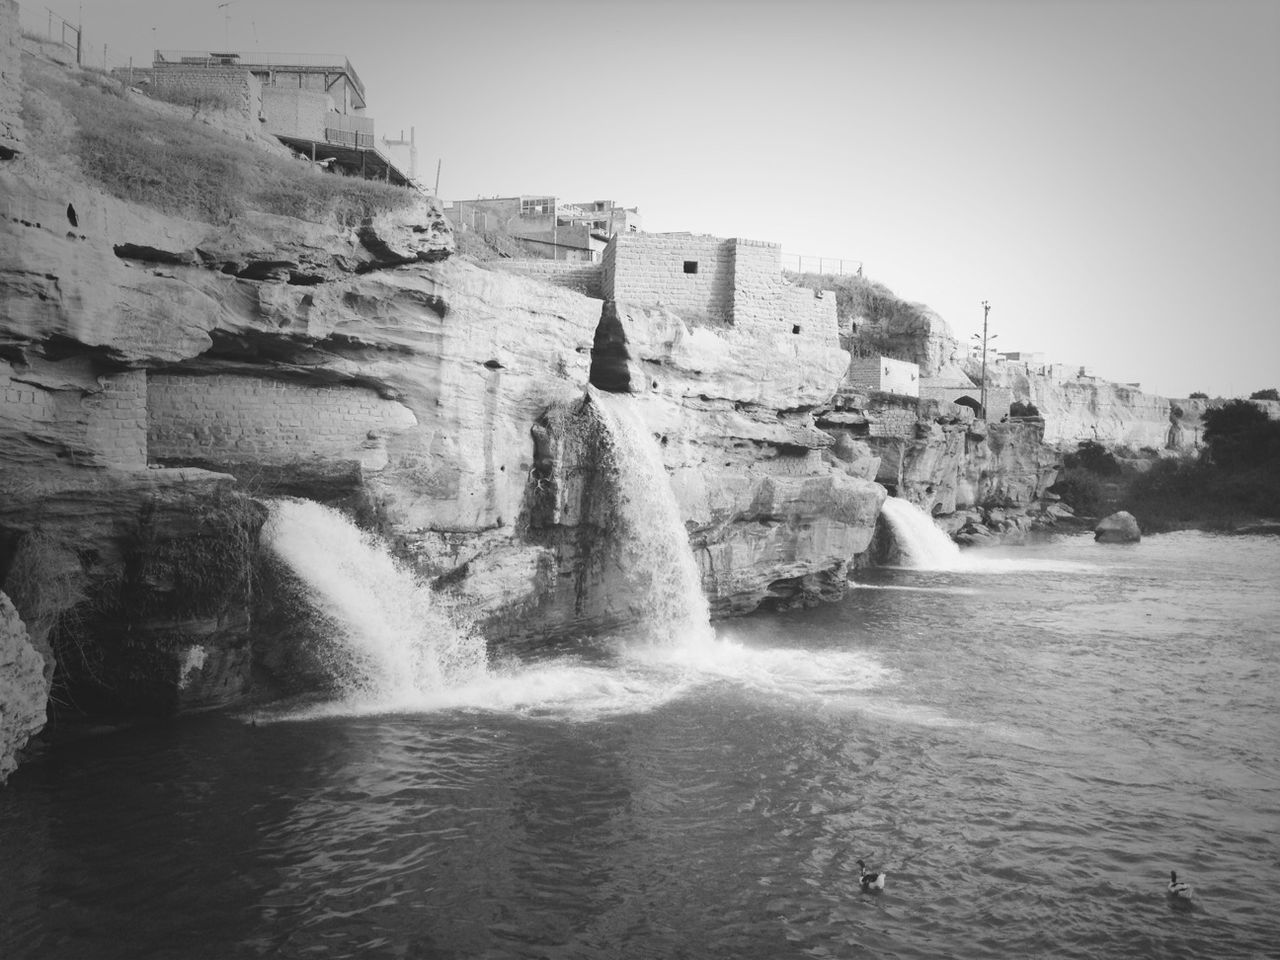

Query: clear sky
[[24, 0, 1280, 398]]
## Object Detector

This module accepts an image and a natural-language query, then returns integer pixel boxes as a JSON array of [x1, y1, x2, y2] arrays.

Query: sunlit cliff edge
[[0, 13, 1258, 778]]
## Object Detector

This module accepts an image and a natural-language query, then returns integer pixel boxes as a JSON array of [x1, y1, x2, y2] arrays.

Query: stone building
[[601, 232, 837, 338], [151, 49, 410, 185], [446, 196, 642, 261], [845, 356, 920, 398]]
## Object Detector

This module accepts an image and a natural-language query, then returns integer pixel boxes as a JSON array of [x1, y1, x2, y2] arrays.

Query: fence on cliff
[[780, 252, 863, 277]]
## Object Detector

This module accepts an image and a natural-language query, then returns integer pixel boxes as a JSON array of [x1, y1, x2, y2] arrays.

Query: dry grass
[[20, 54, 417, 227]]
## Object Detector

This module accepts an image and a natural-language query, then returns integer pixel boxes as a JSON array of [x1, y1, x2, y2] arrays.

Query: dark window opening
[[683, 260, 698, 274], [792, 324, 801, 334], [66, 203, 78, 227]]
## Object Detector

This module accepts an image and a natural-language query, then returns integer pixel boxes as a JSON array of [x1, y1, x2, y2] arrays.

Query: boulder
[[1095, 510, 1141, 543]]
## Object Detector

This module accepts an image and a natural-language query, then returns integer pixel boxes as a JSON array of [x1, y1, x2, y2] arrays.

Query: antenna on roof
[[216, 0, 238, 50]]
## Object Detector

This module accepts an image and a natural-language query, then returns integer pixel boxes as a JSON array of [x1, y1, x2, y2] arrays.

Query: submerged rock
[[1095, 510, 1141, 543]]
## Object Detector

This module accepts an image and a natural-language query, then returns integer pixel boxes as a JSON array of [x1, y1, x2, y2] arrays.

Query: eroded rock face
[[2, 139, 887, 738], [0, 591, 47, 783]]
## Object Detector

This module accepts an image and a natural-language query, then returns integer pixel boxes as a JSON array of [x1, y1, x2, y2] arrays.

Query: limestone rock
[[0, 591, 47, 783], [1095, 510, 1141, 543]]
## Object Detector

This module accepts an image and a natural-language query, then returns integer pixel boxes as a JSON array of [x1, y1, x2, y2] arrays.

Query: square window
[[683, 260, 698, 274], [792, 324, 801, 334]]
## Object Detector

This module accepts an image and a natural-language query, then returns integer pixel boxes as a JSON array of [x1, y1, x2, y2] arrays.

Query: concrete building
[[846, 356, 920, 398], [446, 196, 642, 261], [151, 49, 411, 185]]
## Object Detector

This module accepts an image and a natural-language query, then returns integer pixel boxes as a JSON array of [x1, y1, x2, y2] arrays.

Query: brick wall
[[2, 367, 147, 467], [781, 284, 839, 339], [728, 239, 783, 330], [603, 233, 736, 323], [261, 86, 330, 141], [0, 0, 22, 158], [488, 259, 604, 298], [83, 370, 148, 467], [148, 374, 416, 464], [846, 356, 920, 397], [152, 63, 263, 119]]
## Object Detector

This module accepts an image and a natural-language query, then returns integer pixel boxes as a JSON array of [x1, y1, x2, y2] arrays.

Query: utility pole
[[972, 300, 997, 419]]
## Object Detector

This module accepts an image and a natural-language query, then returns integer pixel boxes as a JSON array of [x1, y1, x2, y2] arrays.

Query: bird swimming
[[856, 859, 886, 892], [1167, 870, 1193, 899]]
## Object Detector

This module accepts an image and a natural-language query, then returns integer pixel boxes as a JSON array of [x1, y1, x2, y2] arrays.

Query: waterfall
[[590, 389, 714, 646], [262, 499, 487, 702], [879, 497, 963, 569]]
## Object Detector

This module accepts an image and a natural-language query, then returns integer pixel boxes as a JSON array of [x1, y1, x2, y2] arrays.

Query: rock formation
[[0, 591, 46, 783], [1095, 510, 1142, 543]]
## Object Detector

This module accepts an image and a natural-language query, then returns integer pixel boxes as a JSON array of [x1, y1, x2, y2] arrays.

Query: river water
[[2, 531, 1278, 959]]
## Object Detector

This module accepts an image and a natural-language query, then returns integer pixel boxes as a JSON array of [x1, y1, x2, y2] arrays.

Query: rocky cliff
[[0, 55, 890, 733]]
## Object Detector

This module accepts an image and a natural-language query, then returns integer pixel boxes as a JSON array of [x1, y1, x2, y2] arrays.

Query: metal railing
[[323, 128, 376, 149], [153, 49, 366, 104], [781, 252, 863, 277]]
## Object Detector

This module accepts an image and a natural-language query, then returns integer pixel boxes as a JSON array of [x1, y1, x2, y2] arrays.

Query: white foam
[[262, 499, 488, 701]]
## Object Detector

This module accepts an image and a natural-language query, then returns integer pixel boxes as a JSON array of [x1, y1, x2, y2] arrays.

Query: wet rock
[[1095, 510, 1141, 543]]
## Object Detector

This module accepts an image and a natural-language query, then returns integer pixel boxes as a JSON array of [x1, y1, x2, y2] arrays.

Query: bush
[[1050, 467, 1110, 518], [1249, 387, 1279, 401], [1202, 399, 1280, 470], [1063, 439, 1122, 476], [1009, 399, 1041, 418], [1189, 391, 1209, 399]]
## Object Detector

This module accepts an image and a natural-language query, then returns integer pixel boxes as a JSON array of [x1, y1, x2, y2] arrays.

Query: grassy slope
[[19, 54, 416, 227]]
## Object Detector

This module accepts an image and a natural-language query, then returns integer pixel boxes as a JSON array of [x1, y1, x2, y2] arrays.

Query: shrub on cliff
[[20, 55, 416, 227]]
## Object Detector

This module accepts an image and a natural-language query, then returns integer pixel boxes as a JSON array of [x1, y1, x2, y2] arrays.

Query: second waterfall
[[590, 389, 714, 646]]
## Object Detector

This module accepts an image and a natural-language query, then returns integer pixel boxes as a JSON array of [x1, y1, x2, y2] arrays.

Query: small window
[[792, 324, 801, 334], [683, 260, 698, 274]]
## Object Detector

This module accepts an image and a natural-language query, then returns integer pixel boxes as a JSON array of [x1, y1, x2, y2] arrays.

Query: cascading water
[[590, 388, 714, 646], [879, 496, 963, 569], [262, 499, 488, 703]]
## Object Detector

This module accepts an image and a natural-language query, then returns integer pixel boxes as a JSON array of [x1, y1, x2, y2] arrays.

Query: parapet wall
[[152, 62, 263, 120], [148, 374, 416, 467], [1, 0, 22, 158], [489, 259, 604, 299]]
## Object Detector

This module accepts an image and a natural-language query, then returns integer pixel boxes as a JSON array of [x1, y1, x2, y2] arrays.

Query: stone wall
[[152, 62, 263, 119], [1, 365, 148, 468], [148, 374, 417, 468], [728, 238, 783, 330], [83, 370, 148, 467], [489, 259, 604, 298], [604, 233, 735, 323], [0, 0, 22, 159], [846, 356, 920, 397], [261, 86, 330, 141]]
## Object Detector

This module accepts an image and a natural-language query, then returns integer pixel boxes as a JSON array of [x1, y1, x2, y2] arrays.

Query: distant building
[[446, 196, 642, 261], [151, 49, 411, 185]]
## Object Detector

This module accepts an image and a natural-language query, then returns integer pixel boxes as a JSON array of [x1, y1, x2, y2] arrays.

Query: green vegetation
[[1189, 391, 1209, 399], [1051, 405, 1280, 532], [20, 56, 416, 226], [1249, 387, 1279, 401]]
